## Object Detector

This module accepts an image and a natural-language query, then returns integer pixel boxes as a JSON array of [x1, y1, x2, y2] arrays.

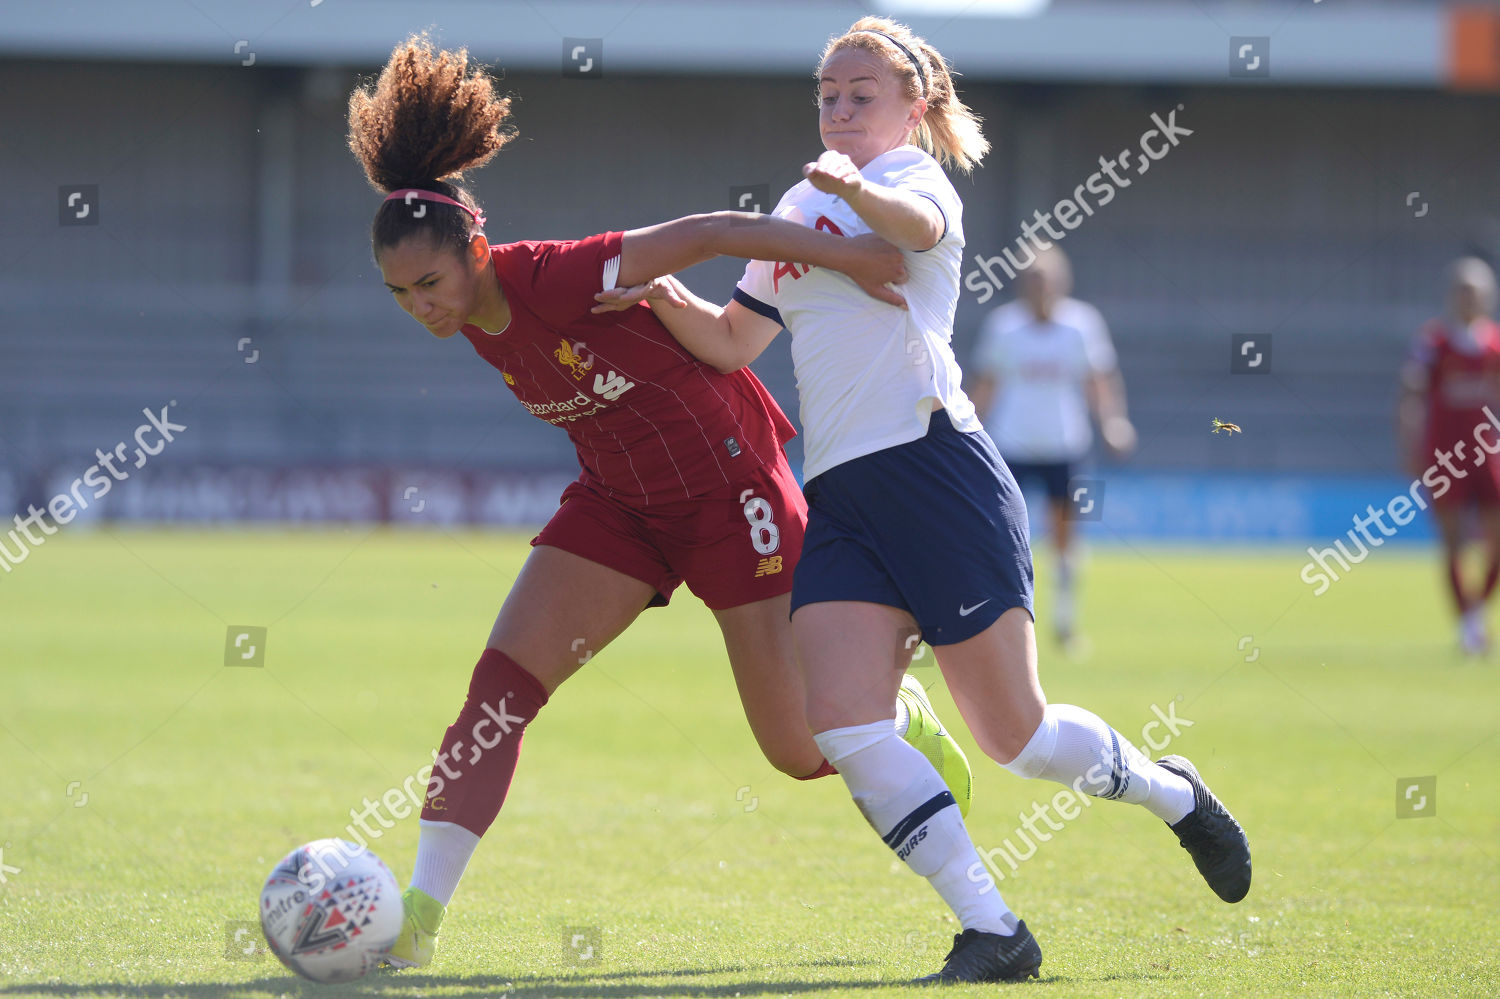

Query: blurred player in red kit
[[1399, 256, 1500, 655]]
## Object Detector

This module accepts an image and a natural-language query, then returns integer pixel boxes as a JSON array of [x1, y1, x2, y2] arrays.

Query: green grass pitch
[[1, 529, 1496, 997]]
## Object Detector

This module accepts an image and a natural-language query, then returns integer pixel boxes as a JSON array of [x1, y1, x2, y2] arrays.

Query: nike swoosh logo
[[958, 599, 992, 617]]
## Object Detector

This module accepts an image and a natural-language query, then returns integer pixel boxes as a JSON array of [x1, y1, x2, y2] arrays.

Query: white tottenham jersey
[[971, 297, 1117, 462], [735, 146, 981, 482]]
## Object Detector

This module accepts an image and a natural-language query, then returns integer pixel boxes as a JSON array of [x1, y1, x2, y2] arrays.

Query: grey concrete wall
[[1, 58, 1496, 486]]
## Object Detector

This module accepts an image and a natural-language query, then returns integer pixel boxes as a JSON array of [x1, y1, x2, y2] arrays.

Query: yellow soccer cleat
[[381, 886, 445, 969], [897, 673, 973, 818]]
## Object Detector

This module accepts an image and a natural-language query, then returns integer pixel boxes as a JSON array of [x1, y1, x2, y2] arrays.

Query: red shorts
[[532, 455, 807, 610], [1431, 461, 1500, 509]]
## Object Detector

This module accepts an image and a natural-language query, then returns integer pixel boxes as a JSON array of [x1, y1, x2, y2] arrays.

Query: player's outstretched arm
[[593, 275, 779, 374], [803, 150, 944, 252], [617, 213, 907, 307]]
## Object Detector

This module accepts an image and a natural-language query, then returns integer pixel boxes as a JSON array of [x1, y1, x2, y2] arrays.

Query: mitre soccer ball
[[259, 838, 404, 983]]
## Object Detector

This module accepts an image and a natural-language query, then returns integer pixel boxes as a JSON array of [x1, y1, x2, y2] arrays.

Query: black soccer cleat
[[1156, 754, 1252, 903], [915, 922, 1042, 984]]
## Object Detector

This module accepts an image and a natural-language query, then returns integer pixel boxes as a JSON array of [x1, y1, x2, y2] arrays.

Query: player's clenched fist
[[803, 150, 864, 202]]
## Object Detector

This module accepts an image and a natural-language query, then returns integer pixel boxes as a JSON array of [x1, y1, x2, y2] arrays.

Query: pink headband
[[382, 188, 487, 228]]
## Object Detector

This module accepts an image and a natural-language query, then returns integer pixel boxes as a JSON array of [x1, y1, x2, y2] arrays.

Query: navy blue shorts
[[791, 410, 1035, 646], [1006, 460, 1077, 504]]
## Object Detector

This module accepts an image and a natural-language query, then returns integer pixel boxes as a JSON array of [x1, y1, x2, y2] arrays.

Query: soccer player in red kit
[[1399, 256, 1500, 655], [345, 36, 974, 968]]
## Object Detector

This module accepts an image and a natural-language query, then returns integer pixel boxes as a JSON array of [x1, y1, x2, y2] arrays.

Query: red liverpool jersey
[[459, 231, 796, 505], [1412, 318, 1500, 452]]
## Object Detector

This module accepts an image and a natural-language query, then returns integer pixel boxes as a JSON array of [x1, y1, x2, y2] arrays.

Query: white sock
[[1055, 551, 1076, 636], [409, 818, 481, 907], [815, 721, 1017, 935], [1056, 549, 1075, 587], [1003, 704, 1194, 824]]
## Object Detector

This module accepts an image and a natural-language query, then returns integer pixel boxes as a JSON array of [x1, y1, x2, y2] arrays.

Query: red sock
[[796, 760, 838, 780], [420, 649, 548, 836], [1448, 553, 1470, 612]]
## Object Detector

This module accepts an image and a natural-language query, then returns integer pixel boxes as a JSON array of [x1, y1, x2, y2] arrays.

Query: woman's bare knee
[[762, 737, 829, 779], [937, 608, 1046, 765], [969, 711, 1042, 766], [794, 601, 911, 733]]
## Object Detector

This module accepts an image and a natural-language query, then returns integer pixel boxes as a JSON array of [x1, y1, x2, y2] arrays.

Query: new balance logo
[[593, 370, 635, 401], [754, 556, 783, 577], [896, 826, 928, 860]]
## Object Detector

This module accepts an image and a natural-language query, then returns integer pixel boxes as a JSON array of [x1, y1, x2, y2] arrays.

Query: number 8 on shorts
[[741, 492, 781, 556]]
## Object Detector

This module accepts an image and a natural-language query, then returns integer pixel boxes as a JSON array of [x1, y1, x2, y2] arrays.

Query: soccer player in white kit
[[968, 248, 1136, 650], [595, 16, 1250, 982]]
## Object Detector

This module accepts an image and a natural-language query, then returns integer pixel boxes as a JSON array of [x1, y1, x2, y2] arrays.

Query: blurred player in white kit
[[969, 247, 1135, 651]]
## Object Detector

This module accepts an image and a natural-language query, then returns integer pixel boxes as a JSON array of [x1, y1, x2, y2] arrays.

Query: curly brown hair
[[820, 17, 989, 174], [347, 33, 517, 256]]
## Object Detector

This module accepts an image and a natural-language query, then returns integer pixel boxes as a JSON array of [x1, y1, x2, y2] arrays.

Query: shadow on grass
[[0, 962, 895, 999], [0, 959, 1177, 997]]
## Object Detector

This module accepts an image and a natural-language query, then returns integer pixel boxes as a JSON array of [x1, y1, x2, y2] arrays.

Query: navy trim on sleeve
[[913, 192, 949, 253], [732, 287, 784, 327]]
